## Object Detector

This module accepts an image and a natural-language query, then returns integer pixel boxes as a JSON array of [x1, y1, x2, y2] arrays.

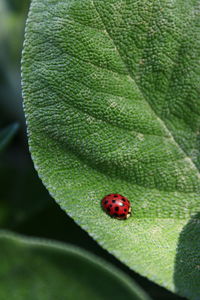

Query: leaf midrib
[[92, 0, 200, 179]]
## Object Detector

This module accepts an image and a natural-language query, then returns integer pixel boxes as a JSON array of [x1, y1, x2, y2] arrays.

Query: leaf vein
[[92, 0, 200, 179]]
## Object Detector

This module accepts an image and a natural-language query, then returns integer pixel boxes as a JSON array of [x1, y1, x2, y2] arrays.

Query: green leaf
[[0, 123, 18, 152], [22, 0, 200, 298], [0, 231, 151, 300]]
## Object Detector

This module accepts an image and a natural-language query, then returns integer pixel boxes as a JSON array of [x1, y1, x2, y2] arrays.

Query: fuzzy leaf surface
[[22, 1, 200, 298]]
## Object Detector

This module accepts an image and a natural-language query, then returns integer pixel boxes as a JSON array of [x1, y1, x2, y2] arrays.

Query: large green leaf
[[22, 0, 200, 298], [0, 231, 151, 300]]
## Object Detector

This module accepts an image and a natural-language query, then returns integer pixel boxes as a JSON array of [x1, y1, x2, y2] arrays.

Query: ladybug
[[101, 194, 131, 219]]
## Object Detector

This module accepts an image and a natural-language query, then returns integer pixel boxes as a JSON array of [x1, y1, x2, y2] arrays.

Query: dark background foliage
[[0, 1, 186, 299]]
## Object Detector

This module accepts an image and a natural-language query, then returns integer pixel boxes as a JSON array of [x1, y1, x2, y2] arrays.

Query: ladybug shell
[[102, 194, 131, 220]]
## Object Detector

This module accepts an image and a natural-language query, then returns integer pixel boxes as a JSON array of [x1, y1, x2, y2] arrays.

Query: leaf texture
[[22, 1, 200, 298]]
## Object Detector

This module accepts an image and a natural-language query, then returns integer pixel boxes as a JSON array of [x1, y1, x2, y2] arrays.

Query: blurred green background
[[0, 0, 186, 299]]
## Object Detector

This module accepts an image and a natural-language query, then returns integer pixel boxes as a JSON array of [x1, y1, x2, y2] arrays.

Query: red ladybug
[[101, 194, 131, 220]]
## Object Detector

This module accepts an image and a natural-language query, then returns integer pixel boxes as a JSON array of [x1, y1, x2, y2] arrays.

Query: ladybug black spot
[[115, 207, 119, 212], [124, 209, 127, 212], [120, 213, 125, 217], [107, 207, 111, 212], [109, 204, 112, 208], [113, 213, 118, 217], [114, 195, 118, 198], [122, 198, 126, 202], [112, 200, 116, 203], [104, 200, 108, 204]]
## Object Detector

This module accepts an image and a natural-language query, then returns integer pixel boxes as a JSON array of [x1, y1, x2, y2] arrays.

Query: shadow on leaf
[[174, 213, 200, 299]]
